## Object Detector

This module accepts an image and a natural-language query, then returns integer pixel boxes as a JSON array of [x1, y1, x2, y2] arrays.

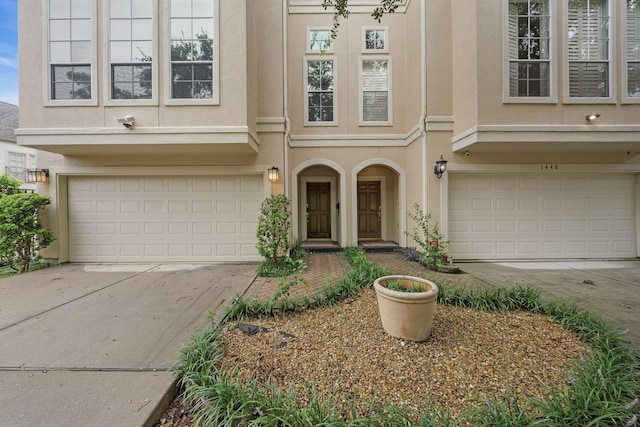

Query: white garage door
[[68, 176, 264, 262], [449, 174, 636, 260]]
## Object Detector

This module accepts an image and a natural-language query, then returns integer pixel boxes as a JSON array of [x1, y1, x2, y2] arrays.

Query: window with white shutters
[[567, 0, 610, 98], [627, 0, 640, 98], [507, 0, 551, 97], [361, 59, 390, 123]]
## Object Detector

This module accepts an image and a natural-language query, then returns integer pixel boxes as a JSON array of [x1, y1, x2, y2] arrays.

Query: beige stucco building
[[16, 0, 640, 263]]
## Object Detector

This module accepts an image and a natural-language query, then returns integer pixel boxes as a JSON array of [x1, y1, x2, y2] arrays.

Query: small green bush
[[405, 202, 449, 271], [0, 192, 55, 273]]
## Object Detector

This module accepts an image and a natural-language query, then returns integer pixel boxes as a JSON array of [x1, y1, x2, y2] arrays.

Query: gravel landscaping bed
[[156, 287, 585, 426]]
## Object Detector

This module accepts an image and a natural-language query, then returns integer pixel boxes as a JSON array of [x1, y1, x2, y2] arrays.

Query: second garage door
[[68, 175, 264, 262], [448, 174, 636, 260]]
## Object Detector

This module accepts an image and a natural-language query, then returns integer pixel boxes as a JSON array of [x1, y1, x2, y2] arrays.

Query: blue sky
[[0, 0, 18, 106]]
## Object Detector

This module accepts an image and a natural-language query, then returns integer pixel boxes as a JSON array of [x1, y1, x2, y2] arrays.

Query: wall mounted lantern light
[[586, 113, 600, 122], [434, 155, 447, 179], [267, 166, 280, 182], [26, 169, 50, 183]]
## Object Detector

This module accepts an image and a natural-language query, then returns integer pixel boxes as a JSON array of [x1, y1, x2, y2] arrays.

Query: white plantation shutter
[[508, 3, 519, 96], [362, 60, 389, 122], [568, 0, 609, 97], [627, 1, 640, 96]]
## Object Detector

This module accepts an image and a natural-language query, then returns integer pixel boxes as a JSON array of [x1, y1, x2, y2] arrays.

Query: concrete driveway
[[461, 260, 640, 349], [0, 262, 256, 427]]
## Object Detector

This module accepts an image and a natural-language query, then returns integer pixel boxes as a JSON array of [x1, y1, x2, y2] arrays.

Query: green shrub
[[405, 202, 449, 271], [255, 194, 291, 265], [0, 174, 22, 194], [0, 192, 55, 273]]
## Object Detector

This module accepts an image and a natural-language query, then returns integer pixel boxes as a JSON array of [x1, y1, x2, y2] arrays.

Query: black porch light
[[433, 155, 447, 179]]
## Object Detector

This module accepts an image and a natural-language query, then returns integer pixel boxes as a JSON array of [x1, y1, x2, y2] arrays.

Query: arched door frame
[[351, 159, 407, 247], [291, 159, 347, 246]]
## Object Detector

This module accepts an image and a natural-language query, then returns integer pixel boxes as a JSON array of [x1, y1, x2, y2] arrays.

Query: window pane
[[193, 81, 213, 98], [194, 40, 213, 61], [50, 20, 70, 41], [193, 64, 212, 80], [110, 20, 131, 41], [71, 41, 91, 62], [173, 81, 192, 98], [113, 65, 133, 82], [113, 82, 133, 99], [50, 41, 71, 62], [71, 19, 92, 40], [50, 0, 71, 19], [132, 19, 153, 39], [110, 0, 131, 19], [171, 19, 192, 39], [193, 18, 214, 37], [70, 0, 92, 18], [308, 93, 320, 107], [173, 64, 192, 81], [133, 41, 153, 61], [110, 41, 132, 62], [133, 82, 152, 99], [365, 30, 385, 50], [53, 65, 73, 82], [131, 0, 152, 18], [171, 41, 192, 61], [309, 30, 330, 52], [193, 0, 214, 16], [171, 0, 191, 18]]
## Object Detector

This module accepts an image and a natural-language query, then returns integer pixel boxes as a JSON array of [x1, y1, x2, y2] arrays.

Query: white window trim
[[562, 0, 616, 104], [163, 0, 220, 106], [362, 26, 389, 54], [43, 0, 98, 106], [306, 27, 333, 54], [102, 0, 158, 106], [623, 1, 640, 104], [358, 56, 393, 126], [303, 56, 338, 127], [502, 0, 558, 103]]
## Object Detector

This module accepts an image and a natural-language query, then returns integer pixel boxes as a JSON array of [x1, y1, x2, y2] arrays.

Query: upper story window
[[567, 0, 610, 98], [305, 58, 336, 125], [507, 0, 551, 97], [626, 0, 640, 98], [362, 28, 388, 53], [307, 29, 332, 53], [109, 0, 153, 100], [169, 0, 218, 101], [48, 0, 94, 101], [360, 58, 392, 124]]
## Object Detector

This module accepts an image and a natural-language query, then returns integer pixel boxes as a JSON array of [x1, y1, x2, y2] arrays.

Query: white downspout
[[282, 0, 290, 197], [420, 0, 428, 209]]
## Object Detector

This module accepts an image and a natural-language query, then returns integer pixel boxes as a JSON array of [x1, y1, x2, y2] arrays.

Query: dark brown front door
[[307, 182, 331, 238], [357, 181, 381, 239]]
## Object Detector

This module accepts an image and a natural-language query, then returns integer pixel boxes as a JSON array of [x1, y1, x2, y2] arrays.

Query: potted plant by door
[[373, 275, 438, 342]]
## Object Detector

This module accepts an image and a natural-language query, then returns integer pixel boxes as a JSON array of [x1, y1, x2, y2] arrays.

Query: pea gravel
[[152, 288, 585, 427]]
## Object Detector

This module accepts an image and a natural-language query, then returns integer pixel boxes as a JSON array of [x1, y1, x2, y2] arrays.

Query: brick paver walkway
[[243, 251, 487, 302]]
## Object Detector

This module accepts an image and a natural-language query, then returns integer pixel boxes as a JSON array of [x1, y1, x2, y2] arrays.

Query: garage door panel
[[449, 174, 636, 259], [69, 176, 263, 262]]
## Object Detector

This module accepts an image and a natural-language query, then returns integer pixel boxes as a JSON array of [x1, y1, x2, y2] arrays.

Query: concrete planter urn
[[373, 275, 438, 342]]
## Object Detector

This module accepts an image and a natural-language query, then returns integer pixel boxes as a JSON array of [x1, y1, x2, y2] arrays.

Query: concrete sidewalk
[[0, 263, 256, 427]]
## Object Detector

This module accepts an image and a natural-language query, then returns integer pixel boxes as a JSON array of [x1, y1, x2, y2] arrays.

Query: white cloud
[[0, 57, 17, 68]]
